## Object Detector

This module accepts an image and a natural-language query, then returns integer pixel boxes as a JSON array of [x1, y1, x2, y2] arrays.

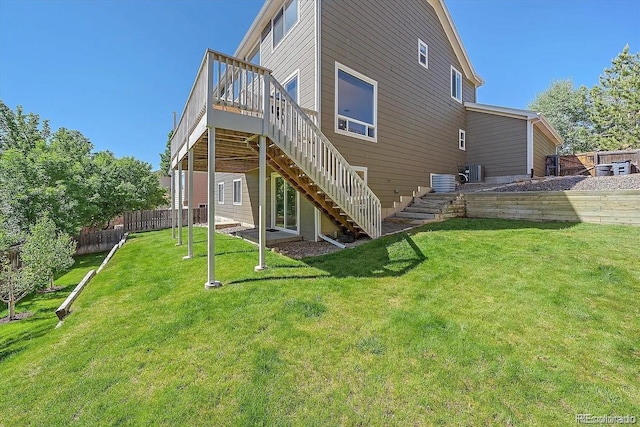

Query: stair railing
[[267, 76, 381, 238]]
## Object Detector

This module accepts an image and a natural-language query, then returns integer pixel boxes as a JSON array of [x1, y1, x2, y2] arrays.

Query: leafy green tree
[[1, 101, 167, 233], [90, 152, 167, 227], [590, 45, 640, 150], [0, 254, 29, 320], [20, 216, 75, 292], [528, 79, 595, 154], [159, 130, 173, 176]]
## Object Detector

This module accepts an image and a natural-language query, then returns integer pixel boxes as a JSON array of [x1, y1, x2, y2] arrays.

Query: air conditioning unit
[[466, 165, 484, 183]]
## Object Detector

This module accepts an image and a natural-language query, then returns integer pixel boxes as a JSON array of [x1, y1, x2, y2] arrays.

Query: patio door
[[271, 173, 298, 233]]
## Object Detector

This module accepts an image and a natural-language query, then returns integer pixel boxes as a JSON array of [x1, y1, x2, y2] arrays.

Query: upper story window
[[248, 46, 260, 65], [459, 129, 466, 151], [335, 62, 378, 142], [418, 39, 428, 69], [451, 66, 462, 103], [273, 0, 298, 49]]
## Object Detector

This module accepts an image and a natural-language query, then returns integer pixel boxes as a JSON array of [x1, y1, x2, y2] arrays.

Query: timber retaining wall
[[464, 190, 640, 226]]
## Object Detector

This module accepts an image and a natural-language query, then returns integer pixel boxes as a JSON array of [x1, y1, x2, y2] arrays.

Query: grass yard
[[0, 219, 638, 426]]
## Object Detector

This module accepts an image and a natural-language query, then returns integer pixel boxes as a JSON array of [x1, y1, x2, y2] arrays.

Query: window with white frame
[[272, 0, 298, 49], [451, 66, 462, 103], [233, 179, 242, 205], [335, 63, 378, 141], [459, 129, 466, 151], [217, 182, 224, 204], [284, 73, 298, 102], [418, 39, 428, 69]]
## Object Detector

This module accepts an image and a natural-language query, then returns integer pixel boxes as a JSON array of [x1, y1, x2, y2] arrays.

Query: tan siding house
[[171, 0, 562, 242]]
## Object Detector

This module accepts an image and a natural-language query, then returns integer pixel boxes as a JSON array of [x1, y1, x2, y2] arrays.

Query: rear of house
[[172, 0, 561, 242]]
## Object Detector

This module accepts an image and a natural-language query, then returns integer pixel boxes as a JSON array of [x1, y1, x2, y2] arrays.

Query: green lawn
[[1, 219, 638, 426]]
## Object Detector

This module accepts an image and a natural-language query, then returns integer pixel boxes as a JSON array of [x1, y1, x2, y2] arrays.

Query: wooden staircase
[[170, 50, 381, 239], [261, 143, 362, 235]]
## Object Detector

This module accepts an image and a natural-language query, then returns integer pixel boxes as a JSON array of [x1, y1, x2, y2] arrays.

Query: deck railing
[[170, 50, 381, 238], [171, 50, 270, 163], [267, 77, 381, 238]]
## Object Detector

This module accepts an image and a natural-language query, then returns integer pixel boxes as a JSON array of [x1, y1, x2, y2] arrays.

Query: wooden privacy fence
[[75, 228, 125, 255], [123, 207, 208, 232], [560, 150, 640, 176], [465, 190, 640, 226]]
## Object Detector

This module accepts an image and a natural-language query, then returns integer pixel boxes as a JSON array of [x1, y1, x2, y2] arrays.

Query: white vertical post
[[171, 111, 177, 239], [184, 149, 194, 259], [255, 135, 268, 271], [177, 162, 183, 246], [205, 51, 222, 289], [170, 169, 176, 239]]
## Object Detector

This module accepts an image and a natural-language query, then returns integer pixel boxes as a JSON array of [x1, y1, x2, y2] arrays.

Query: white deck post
[[184, 149, 194, 259], [170, 169, 176, 239], [205, 51, 222, 289], [176, 162, 183, 246], [255, 135, 268, 271]]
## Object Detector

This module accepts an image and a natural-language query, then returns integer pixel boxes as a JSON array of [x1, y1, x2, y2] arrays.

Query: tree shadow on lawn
[[303, 218, 578, 279], [305, 231, 427, 279]]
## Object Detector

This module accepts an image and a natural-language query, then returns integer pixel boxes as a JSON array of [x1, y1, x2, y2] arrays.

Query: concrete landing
[[236, 228, 303, 245]]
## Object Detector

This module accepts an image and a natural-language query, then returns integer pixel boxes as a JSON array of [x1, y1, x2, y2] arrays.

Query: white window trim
[[282, 69, 300, 102], [198, 203, 208, 209], [272, 0, 300, 52], [459, 129, 466, 151], [270, 172, 300, 234], [451, 65, 462, 103], [217, 182, 224, 204], [334, 62, 378, 143], [232, 179, 242, 205], [418, 39, 428, 69]]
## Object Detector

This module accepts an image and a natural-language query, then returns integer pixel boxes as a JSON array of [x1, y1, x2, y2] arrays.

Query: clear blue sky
[[1, 0, 638, 170]]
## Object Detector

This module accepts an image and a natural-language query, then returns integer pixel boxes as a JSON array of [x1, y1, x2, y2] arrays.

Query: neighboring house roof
[[465, 102, 564, 146], [234, 0, 484, 87]]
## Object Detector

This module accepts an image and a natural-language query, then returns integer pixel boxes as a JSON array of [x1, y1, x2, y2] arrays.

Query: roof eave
[[234, 0, 275, 60], [428, 0, 484, 87]]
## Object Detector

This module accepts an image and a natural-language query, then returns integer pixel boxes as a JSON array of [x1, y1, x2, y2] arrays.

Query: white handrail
[[267, 76, 381, 238]]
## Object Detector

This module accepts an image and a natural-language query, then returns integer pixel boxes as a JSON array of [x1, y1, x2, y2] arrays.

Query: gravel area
[[487, 174, 640, 192], [270, 240, 343, 259]]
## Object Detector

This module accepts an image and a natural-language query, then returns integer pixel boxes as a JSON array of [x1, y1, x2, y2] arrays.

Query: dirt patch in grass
[[0, 312, 33, 324]]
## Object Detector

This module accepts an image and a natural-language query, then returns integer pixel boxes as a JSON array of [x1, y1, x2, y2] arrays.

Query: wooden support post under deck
[[205, 127, 222, 289], [176, 162, 183, 246], [255, 135, 268, 271], [184, 149, 194, 259], [170, 169, 176, 239]]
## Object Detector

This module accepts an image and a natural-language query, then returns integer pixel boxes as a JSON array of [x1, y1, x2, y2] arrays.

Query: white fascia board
[[427, 0, 484, 87], [465, 102, 535, 120], [533, 114, 564, 146]]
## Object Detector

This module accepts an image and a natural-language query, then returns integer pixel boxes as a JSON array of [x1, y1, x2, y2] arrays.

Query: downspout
[[527, 118, 535, 177]]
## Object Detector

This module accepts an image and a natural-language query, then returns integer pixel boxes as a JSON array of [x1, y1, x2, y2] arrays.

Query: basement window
[[217, 182, 224, 204], [233, 179, 242, 205]]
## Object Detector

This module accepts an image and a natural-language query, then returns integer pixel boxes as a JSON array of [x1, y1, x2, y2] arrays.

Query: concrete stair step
[[404, 206, 441, 214], [394, 212, 436, 220]]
